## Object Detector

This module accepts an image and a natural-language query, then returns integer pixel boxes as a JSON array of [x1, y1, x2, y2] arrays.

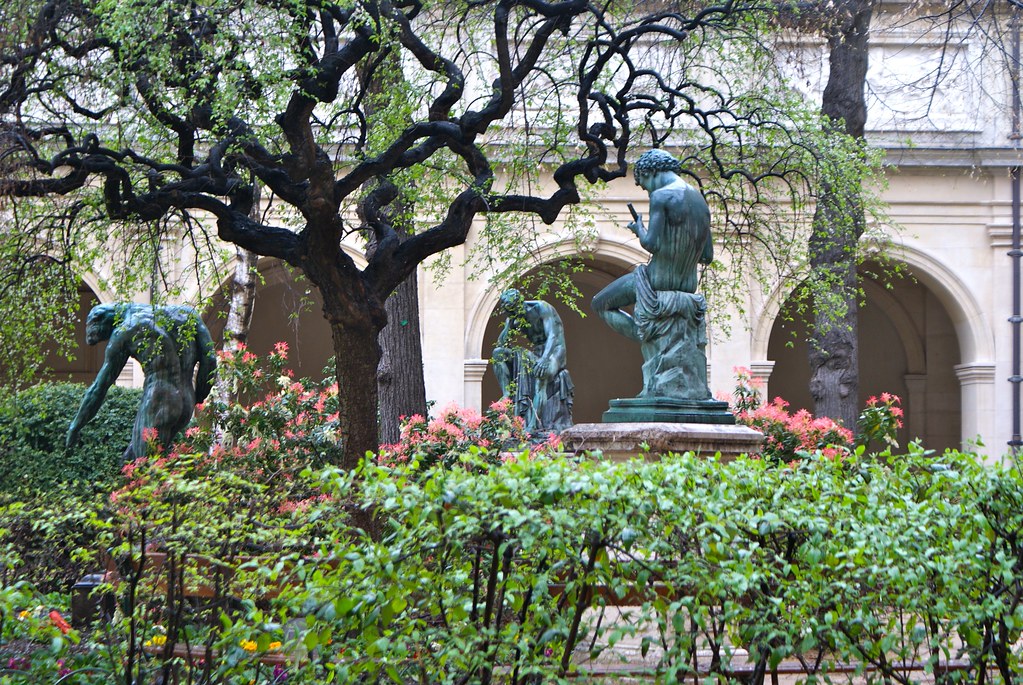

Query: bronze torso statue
[[67, 303, 217, 460], [592, 150, 732, 424]]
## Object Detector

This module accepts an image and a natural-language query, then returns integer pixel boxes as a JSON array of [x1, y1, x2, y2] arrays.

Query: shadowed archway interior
[[205, 259, 334, 382], [767, 264, 961, 451], [37, 282, 104, 385], [480, 261, 645, 425]]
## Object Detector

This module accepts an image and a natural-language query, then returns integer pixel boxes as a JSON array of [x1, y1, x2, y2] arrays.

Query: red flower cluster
[[110, 343, 340, 515], [48, 610, 71, 635], [738, 396, 854, 465], [380, 399, 555, 471], [859, 392, 904, 448]]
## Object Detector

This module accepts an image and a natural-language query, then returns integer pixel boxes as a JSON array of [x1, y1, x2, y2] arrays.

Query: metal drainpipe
[[1010, 3, 1022, 455]]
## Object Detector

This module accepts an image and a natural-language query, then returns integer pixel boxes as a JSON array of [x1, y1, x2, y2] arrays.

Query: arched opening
[[205, 259, 334, 381], [37, 281, 104, 385], [767, 263, 962, 451], [479, 260, 644, 424]]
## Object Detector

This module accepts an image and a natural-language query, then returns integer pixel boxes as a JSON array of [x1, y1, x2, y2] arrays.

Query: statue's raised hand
[[626, 202, 643, 236]]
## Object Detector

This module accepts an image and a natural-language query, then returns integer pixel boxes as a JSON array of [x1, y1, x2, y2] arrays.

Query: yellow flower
[[268, 641, 282, 651], [240, 639, 258, 652], [17, 610, 30, 620], [144, 634, 168, 647]]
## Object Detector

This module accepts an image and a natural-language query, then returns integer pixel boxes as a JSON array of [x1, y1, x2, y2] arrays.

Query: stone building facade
[[48, 5, 1023, 458]]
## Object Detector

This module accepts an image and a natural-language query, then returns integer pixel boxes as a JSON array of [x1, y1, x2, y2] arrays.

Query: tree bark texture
[[808, 0, 872, 432], [222, 247, 258, 352], [331, 318, 383, 472], [357, 51, 428, 446], [212, 183, 261, 445], [376, 269, 427, 445]]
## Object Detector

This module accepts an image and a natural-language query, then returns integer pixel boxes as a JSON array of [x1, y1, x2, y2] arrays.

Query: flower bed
[[0, 351, 1017, 684]]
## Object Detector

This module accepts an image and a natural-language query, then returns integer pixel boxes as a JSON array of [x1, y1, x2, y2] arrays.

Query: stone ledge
[[560, 422, 764, 462]]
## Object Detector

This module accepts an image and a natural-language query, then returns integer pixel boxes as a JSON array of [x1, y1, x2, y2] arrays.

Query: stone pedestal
[[560, 422, 763, 462], [602, 397, 735, 424]]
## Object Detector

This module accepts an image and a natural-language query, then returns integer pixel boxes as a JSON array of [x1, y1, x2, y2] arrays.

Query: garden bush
[[0, 383, 140, 594], [379, 397, 560, 471], [3, 350, 1022, 684], [731, 366, 904, 463], [0, 382, 140, 496], [6, 443, 1023, 684]]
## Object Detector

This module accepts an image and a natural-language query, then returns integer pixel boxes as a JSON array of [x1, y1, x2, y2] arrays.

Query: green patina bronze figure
[[593, 149, 733, 424], [67, 303, 217, 460], [492, 289, 575, 435]]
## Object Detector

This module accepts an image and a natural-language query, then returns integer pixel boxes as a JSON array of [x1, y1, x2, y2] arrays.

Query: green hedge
[[312, 448, 1020, 683], [0, 382, 140, 497], [5, 446, 1023, 683]]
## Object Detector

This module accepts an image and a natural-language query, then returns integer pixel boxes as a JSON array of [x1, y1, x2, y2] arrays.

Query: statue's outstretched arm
[[66, 338, 130, 448]]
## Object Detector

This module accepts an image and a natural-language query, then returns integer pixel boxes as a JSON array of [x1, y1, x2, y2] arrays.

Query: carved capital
[[953, 362, 996, 386]]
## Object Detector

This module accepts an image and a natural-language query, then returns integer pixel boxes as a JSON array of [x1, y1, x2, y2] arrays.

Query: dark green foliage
[[9, 443, 1023, 683], [0, 382, 139, 496], [0, 492, 107, 593]]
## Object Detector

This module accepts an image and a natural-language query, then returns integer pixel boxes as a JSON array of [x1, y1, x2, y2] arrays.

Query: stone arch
[[77, 272, 114, 305], [463, 237, 646, 359], [886, 245, 993, 364], [26, 268, 132, 386], [758, 243, 989, 450], [463, 236, 648, 421], [860, 278, 927, 375], [752, 243, 992, 367]]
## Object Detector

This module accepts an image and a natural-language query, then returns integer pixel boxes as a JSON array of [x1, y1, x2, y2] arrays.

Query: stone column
[[119, 359, 143, 388], [903, 373, 927, 444], [463, 359, 489, 412], [954, 363, 996, 450], [749, 361, 775, 405]]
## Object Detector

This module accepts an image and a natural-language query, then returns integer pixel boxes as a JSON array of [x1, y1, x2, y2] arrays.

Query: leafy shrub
[[2, 362, 1021, 684], [0, 492, 108, 593], [857, 391, 904, 448], [379, 397, 559, 471], [183, 341, 342, 477], [7, 444, 1021, 684], [260, 448, 1023, 684], [739, 395, 853, 463], [0, 585, 90, 683], [730, 366, 903, 463], [0, 382, 140, 496]]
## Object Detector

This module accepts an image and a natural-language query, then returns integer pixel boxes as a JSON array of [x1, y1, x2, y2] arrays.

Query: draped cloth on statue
[[500, 349, 575, 434], [633, 264, 711, 400]]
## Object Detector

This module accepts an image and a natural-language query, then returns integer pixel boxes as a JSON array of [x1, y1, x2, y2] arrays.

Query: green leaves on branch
[[6, 443, 1023, 682]]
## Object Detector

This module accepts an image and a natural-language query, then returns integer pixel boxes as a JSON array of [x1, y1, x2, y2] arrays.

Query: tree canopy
[[0, 0, 877, 467]]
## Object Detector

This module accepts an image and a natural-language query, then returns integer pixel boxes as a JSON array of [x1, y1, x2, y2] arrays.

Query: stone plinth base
[[560, 422, 764, 462], [602, 397, 735, 424]]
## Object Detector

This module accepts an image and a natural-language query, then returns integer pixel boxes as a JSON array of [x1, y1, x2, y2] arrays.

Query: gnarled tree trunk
[[330, 317, 384, 472], [356, 51, 428, 446], [808, 0, 872, 432], [377, 267, 426, 445]]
